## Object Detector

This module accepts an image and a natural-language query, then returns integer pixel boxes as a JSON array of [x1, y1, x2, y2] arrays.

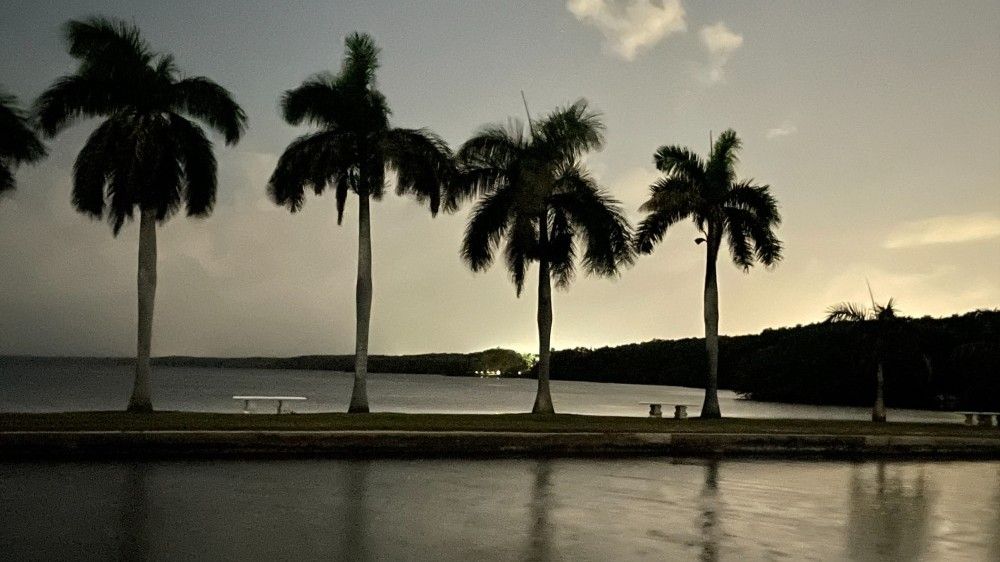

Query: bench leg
[[648, 404, 662, 418], [243, 400, 250, 414], [965, 414, 975, 426], [277, 400, 283, 415], [674, 405, 688, 420]]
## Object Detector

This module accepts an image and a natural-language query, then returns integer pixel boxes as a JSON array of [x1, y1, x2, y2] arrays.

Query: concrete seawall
[[2, 430, 999, 460]]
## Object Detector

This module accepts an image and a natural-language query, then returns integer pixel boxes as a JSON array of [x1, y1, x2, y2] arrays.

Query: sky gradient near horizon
[[1, 0, 998, 357]]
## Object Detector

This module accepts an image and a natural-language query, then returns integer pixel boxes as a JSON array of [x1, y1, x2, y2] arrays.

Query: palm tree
[[826, 297, 901, 422], [455, 101, 634, 414], [35, 17, 246, 412], [0, 89, 47, 196], [268, 33, 454, 413], [635, 130, 782, 418]]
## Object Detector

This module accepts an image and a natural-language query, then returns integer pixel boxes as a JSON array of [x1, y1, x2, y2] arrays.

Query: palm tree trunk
[[701, 230, 722, 419], [873, 361, 886, 422], [127, 209, 156, 413], [349, 193, 372, 413], [532, 213, 555, 414]]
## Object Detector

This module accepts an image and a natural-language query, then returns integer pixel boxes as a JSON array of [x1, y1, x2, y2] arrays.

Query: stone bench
[[233, 395, 307, 414], [639, 403, 693, 419], [956, 412, 1000, 427]]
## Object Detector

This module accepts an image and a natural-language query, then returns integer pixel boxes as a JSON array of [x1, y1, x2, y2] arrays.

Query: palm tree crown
[[0, 89, 47, 196], [268, 32, 453, 219], [636, 129, 782, 267], [35, 17, 246, 234], [456, 100, 634, 294]]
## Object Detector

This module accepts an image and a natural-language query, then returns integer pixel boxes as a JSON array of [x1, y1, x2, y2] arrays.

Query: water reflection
[[991, 467, 1000, 562], [699, 460, 722, 562], [3, 459, 998, 560], [526, 460, 553, 562], [846, 462, 934, 561], [335, 461, 371, 561], [117, 463, 149, 561]]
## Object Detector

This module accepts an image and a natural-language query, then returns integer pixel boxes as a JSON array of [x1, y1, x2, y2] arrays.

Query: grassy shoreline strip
[[1, 412, 998, 459]]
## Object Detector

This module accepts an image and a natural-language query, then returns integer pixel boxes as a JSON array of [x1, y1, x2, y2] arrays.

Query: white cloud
[[567, 0, 687, 61], [765, 123, 798, 139], [698, 22, 743, 83], [884, 213, 1000, 249]]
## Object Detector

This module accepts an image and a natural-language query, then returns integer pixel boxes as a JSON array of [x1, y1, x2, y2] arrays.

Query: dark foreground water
[[2, 459, 998, 561]]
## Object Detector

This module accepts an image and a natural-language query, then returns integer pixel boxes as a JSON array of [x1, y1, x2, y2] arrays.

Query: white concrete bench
[[233, 396, 307, 414], [639, 402, 693, 419], [956, 412, 1000, 427]]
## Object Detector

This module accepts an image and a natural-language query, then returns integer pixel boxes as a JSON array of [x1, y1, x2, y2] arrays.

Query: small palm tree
[[0, 89, 47, 196], [635, 130, 782, 418], [826, 297, 901, 422], [268, 33, 454, 413], [35, 17, 246, 412], [455, 101, 634, 414]]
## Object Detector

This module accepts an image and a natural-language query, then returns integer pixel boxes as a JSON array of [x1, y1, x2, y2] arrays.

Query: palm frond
[[280, 73, 342, 127], [547, 207, 577, 289], [706, 128, 741, 188], [533, 99, 604, 161], [722, 207, 755, 270], [169, 114, 217, 217], [653, 145, 705, 184], [634, 178, 695, 254], [0, 165, 14, 195], [725, 180, 783, 266], [0, 91, 46, 165], [341, 32, 380, 88], [70, 116, 123, 219], [461, 186, 515, 272], [826, 302, 872, 323], [171, 77, 246, 145], [34, 74, 114, 137], [268, 130, 352, 212], [63, 17, 152, 68], [504, 213, 538, 296], [551, 165, 634, 276], [383, 127, 454, 215]]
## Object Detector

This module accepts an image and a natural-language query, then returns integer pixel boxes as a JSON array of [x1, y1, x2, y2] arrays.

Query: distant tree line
[[3, 348, 531, 378], [545, 309, 1000, 411]]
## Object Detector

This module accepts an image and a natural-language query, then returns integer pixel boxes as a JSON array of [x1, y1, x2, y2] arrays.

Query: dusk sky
[[1, 0, 997, 357]]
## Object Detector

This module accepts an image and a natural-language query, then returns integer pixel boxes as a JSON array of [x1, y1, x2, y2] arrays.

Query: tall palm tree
[[268, 32, 454, 413], [635, 130, 782, 418], [0, 89, 46, 196], [826, 297, 901, 422], [455, 101, 634, 414], [35, 17, 246, 412]]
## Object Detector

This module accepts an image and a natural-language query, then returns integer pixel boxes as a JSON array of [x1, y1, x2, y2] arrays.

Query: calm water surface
[[2, 459, 998, 561], [0, 362, 964, 422]]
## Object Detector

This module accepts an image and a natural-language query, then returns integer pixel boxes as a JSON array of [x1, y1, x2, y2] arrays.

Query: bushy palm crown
[[826, 299, 899, 324], [455, 101, 634, 295], [635, 129, 782, 269], [35, 17, 246, 234], [268, 32, 453, 221], [0, 90, 46, 195]]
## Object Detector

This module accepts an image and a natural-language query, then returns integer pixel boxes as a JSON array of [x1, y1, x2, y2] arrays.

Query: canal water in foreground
[[2, 459, 998, 561]]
